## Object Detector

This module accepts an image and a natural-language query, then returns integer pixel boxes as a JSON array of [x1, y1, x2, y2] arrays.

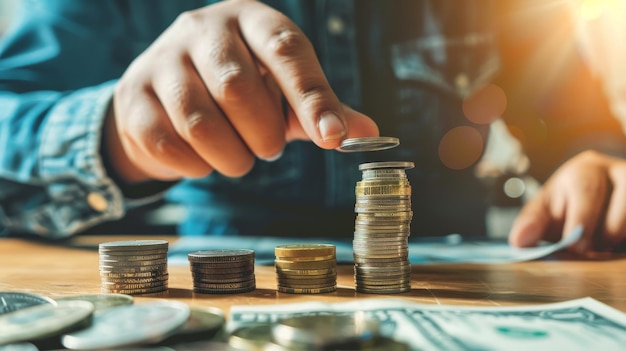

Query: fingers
[[151, 54, 255, 177], [114, 84, 213, 180], [601, 163, 626, 250], [238, 2, 348, 149], [285, 104, 380, 142], [185, 11, 286, 161], [509, 151, 616, 253], [559, 172, 607, 253], [508, 191, 554, 247]]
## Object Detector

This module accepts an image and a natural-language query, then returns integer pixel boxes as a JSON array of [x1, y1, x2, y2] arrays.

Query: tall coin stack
[[353, 161, 415, 294], [188, 249, 256, 294], [99, 240, 169, 295], [274, 244, 337, 294]]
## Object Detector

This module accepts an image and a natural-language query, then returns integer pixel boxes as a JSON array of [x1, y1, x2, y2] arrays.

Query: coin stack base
[[188, 249, 256, 294], [99, 240, 169, 295], [275, 244, 337, 294], [354, 162, 414, 294]]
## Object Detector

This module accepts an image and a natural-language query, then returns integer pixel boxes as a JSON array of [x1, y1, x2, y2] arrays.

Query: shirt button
[[327, 16, 345, 35], [87, 192, 108, 212], [455, 73, 469, 90]]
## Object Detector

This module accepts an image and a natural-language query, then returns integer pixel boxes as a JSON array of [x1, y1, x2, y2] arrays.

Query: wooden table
[[1, 236, 625, 315]]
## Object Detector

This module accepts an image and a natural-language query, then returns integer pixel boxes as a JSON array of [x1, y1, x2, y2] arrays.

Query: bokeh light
[[462, 84, 507, 125], [438, 126, 484, 170], [579, 0, 622, 21], [503, 177, 526, 198]]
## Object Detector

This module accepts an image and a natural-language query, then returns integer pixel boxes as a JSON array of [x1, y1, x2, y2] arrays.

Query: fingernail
[[260, 151, 283, 162], [318, 112, 346, 141]]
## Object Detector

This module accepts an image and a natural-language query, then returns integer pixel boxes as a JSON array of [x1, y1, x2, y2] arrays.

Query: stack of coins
[[274, 244, 337, 294], [353, 161, 414, 294], [188, 249, 256, 294], [99, 240, 169, 295]]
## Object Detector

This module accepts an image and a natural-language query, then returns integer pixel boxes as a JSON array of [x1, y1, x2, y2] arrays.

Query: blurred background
[[1, 0, 625, 238], [0, 0, 16, 32]]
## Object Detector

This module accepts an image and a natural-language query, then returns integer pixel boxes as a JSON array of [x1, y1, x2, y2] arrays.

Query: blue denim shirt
[[2, 0, 614, 238]]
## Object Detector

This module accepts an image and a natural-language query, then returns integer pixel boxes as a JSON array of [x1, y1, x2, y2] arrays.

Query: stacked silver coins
[[188, 249, 256, 294], [99, 240, 169, 295], [353, 161, 414, 294], [274, 244, 337, 294]]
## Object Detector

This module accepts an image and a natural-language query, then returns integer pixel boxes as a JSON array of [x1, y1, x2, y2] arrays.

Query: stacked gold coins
[[353, 161, 415, 294], [99, 240, 169, 295], [274, 244, 337, 294], [188, 249, 256, 294]]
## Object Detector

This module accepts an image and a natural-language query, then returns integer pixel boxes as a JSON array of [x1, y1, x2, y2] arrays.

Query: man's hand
[[509, 150, 626, 253], [106, 0, 378, 183]]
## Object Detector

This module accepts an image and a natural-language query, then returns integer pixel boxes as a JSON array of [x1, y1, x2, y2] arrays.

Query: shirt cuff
[[37, 80, 125, 236]]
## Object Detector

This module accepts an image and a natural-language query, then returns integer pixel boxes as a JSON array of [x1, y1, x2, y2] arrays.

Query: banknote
[[169, 226, 583, 265], [228, 296, 626, 351]]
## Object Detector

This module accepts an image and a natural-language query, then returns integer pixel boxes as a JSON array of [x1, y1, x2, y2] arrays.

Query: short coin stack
[[353, 161, 415, 294], [188, 249, 256, 294], [274, 244, 337, 294], [99, 240, 169, 295]]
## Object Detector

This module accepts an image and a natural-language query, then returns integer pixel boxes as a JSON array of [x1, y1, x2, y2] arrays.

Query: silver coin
[[188, 250, 254, 263], [339, 137, 399, 152], [361, 168, 408, 179], [358, 161, 415, 171], [0, 343, 38, 351], [228, 324, 272, 351], [61, 301, 189, 350], [171, 341, 239, 351], [0, 292, 56, 315], [161, 307, 225, 344], [55, 294, 133, 314], [99, 240, 169, 251], [0, 300, 94, 344], [272, 313, 380, 348]]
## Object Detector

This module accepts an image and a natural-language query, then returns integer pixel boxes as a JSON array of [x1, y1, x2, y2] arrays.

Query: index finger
[[238, 3, 347, 149]]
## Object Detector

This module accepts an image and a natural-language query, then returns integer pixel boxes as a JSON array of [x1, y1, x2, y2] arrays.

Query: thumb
[[285, 104, 379, 145]]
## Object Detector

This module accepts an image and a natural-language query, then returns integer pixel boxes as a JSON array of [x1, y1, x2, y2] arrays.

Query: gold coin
[[355, 185, 411, 196], [277, 286, 336, 294], [274, 255, 335, 262], [274, 259, 336, 270], [274, 244, 336, 258]]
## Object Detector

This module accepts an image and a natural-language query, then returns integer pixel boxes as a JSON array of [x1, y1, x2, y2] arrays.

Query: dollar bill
[[228, 296, 626, 351]]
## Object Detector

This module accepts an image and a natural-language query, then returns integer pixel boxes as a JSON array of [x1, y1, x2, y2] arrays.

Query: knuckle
[[144, 132, 181, 161], [268, 28, 308, 58], [296, 81, 334, 108], [215, 65, 253, 102], [174, 10, 201, 28], [184, 113, 213, 141]]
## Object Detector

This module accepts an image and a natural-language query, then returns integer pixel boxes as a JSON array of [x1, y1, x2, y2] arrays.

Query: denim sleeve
[[0, 83, 127, 238], [0, 0, 140, 238]]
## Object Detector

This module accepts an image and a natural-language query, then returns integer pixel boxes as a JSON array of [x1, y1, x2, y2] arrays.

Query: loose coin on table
[[160, 306, 226, 344], [0, 300, 94, 345], [0, 343, 39, 351], [228, 324, 273, 351], [0, 292, 56, 315], [55, 293, 133, 314], [61, 301, 190, 350], [271, 313, 380, 349]]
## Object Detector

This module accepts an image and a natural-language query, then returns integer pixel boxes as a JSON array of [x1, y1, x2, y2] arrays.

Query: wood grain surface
[[1, 236, 625, 315]]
